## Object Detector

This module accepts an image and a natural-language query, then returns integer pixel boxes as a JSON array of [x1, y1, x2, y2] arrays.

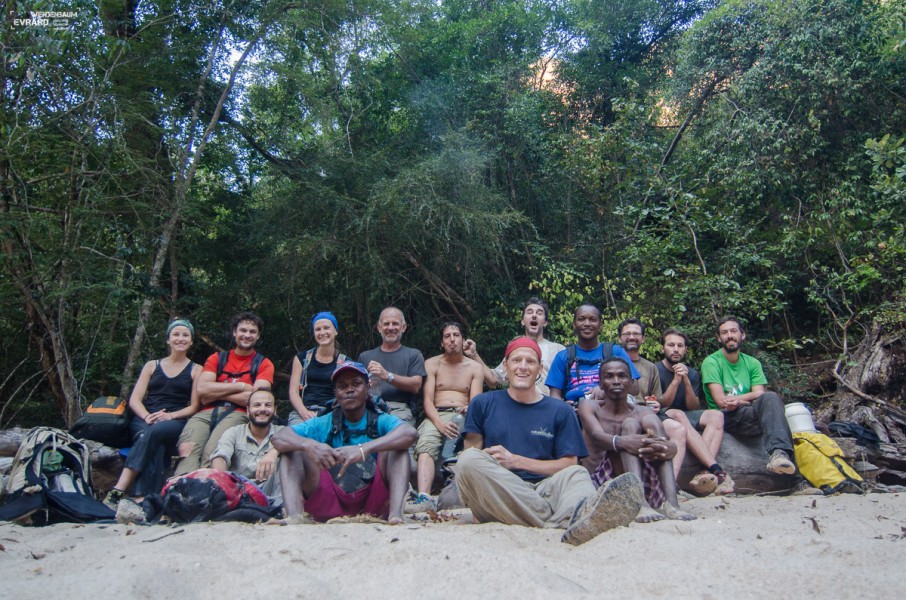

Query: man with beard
[[176, 312, 275, 475], [701, 317, 797, 477], [657, 328, 734, 495], [579, 358, 696, 523], [408, 321, 484, 512], [545, 304, 640, 407], [273, 360, 417, 524], [211, 389, 284, 500], [463, 297, 565, 396], [358, 307, 427, 425], [618, 319, 701, 493], [456, 337, 644, 545]]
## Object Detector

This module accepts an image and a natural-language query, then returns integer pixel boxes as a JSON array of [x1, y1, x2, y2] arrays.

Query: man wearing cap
[[358, 307, 427, 425], [456, 337, 644, 545], [272, 360, 417, 524], [463, 297, 565, 395], [176, 311, 275, 475]]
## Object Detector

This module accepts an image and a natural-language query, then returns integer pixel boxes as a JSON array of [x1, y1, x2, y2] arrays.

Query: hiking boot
[[103, 489, 125, 510], [766, 450, 796, 475], [404, 493, 437, 514], [715, 471, 736, 495], [688, 471, 718, 496], [791, 480, 824, 496], [561, 473, 644, 546]]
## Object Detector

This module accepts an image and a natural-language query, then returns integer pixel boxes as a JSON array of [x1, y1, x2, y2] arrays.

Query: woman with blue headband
[[105, 318, 202, 509], [287, 311, 345, 425]]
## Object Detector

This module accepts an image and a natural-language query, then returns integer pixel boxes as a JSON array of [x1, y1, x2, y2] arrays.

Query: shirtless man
[[578, 357, 696, 523], [407, 321, 484, 512]]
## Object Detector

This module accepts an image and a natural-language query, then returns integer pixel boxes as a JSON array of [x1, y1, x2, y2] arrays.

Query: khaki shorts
[[414, 410, 460, 462]]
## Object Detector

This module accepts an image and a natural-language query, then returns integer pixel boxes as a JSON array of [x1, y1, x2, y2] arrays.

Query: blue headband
[[167, 319, 194, 337], [311, 311, 339, 334]]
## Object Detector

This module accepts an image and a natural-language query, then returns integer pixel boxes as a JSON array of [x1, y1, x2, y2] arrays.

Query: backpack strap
[[249, 352, 264, 382], [601, 342, 615, 363], [299, 349, 315, 393], [564, 344, 577, 385], [215, 351, 229, 380]]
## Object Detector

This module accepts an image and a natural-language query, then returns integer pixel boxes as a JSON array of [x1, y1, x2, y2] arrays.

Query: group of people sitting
[[102, 299, 814, 545]]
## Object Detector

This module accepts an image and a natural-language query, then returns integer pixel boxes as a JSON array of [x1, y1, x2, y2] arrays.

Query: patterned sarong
[[591, 454, 666, 509]]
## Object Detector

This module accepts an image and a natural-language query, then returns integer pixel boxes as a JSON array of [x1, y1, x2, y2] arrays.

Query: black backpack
[[562, 342, 617, 384], [69, 395, 131, 448], [215, 351, 265, 382], [210, 351, 266, 429]]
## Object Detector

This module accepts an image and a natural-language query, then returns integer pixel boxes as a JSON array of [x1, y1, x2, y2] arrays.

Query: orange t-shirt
[[202, 350, 275, 411]]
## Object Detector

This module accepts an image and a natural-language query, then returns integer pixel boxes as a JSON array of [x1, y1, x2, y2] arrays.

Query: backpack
[[143, 468, 280, 523], [216, 350, 265, 383], [69, 396, 131, 448], [0, 427, 114, 525], [827, 421, 882, 450], [793, 431, 865, 495], [211, 351, 267, 429], [298, 349, 347, 393], [563, 342, 617, 385]]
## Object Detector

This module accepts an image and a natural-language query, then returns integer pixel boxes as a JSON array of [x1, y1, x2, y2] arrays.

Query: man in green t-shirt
[[700, 316, 797, 477]]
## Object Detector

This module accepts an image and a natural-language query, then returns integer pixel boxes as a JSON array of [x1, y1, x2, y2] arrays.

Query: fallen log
[[677, 432, 797, 494]]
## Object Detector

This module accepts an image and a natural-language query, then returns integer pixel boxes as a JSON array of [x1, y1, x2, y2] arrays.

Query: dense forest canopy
[[1, 0, 903, 427]]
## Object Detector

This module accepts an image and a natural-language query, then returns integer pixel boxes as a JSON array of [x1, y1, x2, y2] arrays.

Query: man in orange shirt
[[176, 312, 274, 475]]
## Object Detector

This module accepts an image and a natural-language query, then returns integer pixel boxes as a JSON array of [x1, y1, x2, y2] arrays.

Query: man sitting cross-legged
[[657, 328, 734, 495], [272, 360, 417, 524], [455, 337, 644, 546], [408, 321, 483, 513], [579, 357, 696, 523]]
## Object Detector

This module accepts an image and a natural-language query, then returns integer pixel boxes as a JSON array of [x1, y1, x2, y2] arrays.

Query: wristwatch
[[387, 372, 396, 383]]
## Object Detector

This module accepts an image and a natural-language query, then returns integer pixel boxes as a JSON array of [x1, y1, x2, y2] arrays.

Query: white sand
[[2, 493, 904, 599]]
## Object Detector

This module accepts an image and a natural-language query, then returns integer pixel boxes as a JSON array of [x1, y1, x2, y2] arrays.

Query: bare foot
[[388, 516, 404, 525], [635, 506, 667, 523], [662, 503, 697, 521], [268, 513, 311, 525]]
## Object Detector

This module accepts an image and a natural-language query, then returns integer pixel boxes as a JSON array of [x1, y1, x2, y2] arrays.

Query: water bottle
[[368, 375, 387, 411], [441, 412, 466, 461]]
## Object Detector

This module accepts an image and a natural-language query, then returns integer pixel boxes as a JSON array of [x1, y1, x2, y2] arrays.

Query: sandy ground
[[1, 493, 904, 599]]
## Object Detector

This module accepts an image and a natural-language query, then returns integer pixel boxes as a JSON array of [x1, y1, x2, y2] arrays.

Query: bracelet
[[613, 435, 619, 451], [358, 444, 366, 461]]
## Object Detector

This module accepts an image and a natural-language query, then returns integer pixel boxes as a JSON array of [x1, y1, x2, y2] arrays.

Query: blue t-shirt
[[463, 390, 588, 482], [544, 344, 641, 402], [291, 411, 403, 452]]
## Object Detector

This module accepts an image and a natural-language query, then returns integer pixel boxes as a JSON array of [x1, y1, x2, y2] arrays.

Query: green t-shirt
[[700, 350, 768, 409]]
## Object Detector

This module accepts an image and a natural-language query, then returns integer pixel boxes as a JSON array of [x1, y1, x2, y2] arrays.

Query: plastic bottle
[[441, 412, 466, 460]]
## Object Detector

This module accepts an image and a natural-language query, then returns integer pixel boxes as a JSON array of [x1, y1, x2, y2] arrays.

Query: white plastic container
[[785, 402, 817, 433]]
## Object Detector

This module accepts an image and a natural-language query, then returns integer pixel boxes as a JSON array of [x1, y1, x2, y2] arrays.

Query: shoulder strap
[[216, 351, 229, 380], [564, 344, 577, 383], [249, 352, 265, 382], [300, 349, 315, 392], [601, 342, 615, 362]]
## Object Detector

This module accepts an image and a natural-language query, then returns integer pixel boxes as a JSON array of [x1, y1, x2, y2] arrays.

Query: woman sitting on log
[[104, 319, 201, 507], [287, 311, 345, 425]]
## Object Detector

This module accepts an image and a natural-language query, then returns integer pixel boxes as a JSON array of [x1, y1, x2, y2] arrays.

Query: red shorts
[[304, 456, 390, 522]]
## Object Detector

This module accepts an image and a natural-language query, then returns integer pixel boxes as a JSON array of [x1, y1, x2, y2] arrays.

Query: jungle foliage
[[1, 0, 903, 426]]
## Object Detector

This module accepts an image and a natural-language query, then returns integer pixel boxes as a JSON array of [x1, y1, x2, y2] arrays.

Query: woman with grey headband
[[104, 318, 202, 508]]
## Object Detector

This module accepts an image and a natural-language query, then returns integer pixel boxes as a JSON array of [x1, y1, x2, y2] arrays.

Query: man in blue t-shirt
[[545, 304, 640, 406], [456, 336, 644, 545], [273, 360, 417, 523]]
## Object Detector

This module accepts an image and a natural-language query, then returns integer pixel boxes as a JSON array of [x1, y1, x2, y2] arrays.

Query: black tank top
[[144, 361, 195, 413]]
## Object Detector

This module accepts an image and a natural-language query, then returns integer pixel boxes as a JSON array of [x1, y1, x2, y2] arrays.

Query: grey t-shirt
[[357, 345, 427, 407]]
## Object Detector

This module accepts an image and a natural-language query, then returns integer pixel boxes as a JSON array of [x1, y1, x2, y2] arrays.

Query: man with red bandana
[[456, 336, 644, 545]]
